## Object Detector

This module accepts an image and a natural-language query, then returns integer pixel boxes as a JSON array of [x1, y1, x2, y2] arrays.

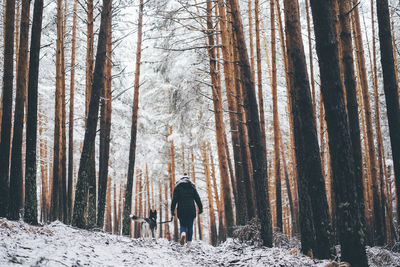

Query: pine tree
[[72, 0, 112, 229], [376, 0, 400, 227], [24, 0, 44, 225], [0, 0, 16, 218], [338, 0, 366, 240], [122, 0, 144, 235], [97, 1, 113, 228], [67, 0, 78, 224], [206, 0, 234, 237], [228, 0, 272, 247], [309, 0, 368, 265], [283, 0, 334, 258], [9, 0, 30, 220]]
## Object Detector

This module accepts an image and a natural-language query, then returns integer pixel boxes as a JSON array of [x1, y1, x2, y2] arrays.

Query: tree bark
[[309, 0, 368, 265], [228, 0, 273, 247], [206, 0, 234, 236], [210, 146, 227, 242], [67, 0, 78, 225], [72, 0, 111, 229], [97, 2, 112, 228], [121, 0, 143, 236], [270, 0, 282, 232], [0, 0, 16, 218], [352, 0, 384, 245], [202, 142, 218, 246], [338, 0, 366, 241], [376, 0, 400, 229], [50, 0, 63, 221], [24, 0, 43, 225], [192, 150, 202, 240], [283, 0, 334, 259], [9, 0, 30, 221]]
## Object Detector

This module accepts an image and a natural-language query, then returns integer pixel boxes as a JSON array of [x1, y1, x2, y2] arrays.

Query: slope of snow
[[1, 219, 399, 266]]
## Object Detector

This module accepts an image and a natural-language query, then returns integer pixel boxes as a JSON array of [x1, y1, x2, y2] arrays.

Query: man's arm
[[171, 186, 179, 216], [193, 187, 203, 213]]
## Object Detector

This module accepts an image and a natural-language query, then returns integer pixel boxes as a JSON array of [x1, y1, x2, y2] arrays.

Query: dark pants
[[178, 217, 194, 242]]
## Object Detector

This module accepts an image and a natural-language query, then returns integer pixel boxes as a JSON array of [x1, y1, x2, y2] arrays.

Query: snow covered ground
[[0, 219, 399, 266]]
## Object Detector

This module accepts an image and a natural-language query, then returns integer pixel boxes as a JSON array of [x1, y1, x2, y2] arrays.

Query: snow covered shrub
[[232, 218, 261, 245], [273, 231, 301, 249]]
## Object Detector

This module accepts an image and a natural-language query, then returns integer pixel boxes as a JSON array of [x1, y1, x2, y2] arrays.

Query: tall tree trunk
[[158, 183, 163, 238], [210, 146, 227, 242], [72, 0, 111, 229], [164, 183, 171, 240], [9, 0, 30, 221], [222, 6, 248, 223], [368, 0, 389, 244], [283, 0, 334, 259], [309, 0, 368, 265], [278, 126, 296, 235], [121, 0, 143, 236], [24, 0, 43, 225], [254, 0, 267, 207], [97, 3, 112, 228], [305, 0, 316, 113], [376, 0, 400, 229], [202, 142, 218, 246], [352, 0, 384, 245], [50, 0, 63, 221], [206, 0, 234, 236], [338, 0, 366, 242], [60, 0, 67, 223], [113, 183, 118, 234], [0, 0, 16, 218], [248, 0, 255, 81], [145, 164, 150, 216], [270, 0, 282, 232], [232, 29, 256, 221], [370, 2, 386, 221], [39, 106, 49, 223], [67, 0, 78, 225], [168, 129, 179, 242], [104, 176, 112, 232], [273, 1, 300, 232], [228, 0, 273, 247], [191, 148, 202, 240]]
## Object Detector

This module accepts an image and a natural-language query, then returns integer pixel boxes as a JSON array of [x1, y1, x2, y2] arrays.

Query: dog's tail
[[130, 214, 146, 223]]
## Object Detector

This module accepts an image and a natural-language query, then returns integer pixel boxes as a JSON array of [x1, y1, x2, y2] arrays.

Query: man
[[171, 173, 203, 247]]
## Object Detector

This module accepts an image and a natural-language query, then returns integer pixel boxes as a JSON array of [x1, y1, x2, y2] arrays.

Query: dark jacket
[[171, 177, 203, 220]]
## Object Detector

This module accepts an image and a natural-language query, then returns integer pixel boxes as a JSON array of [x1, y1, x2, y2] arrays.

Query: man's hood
[[176, 176, 195, 188]]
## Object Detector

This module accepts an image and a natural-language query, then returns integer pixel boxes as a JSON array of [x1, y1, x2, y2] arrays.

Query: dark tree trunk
[[0, 0, 16, 218], [97, 5, 112, 228], [24, 0, 43, 225], [376, 0, 400, 227], [122, 0, 144, 236], [228, 0, 273, 247], [87, 152, 96, 227], [338, 0, 366, 237], [50, 0, 63, 221], [283, 0, 334, 259], [309, 0, 368, 265], [72, 0, 111, 229], [206, 0, 234, 237], [9, 0, 30, 221], [232, 29, 255, 221], [67, 0, 78, 224], [270, 0, 283, 232]]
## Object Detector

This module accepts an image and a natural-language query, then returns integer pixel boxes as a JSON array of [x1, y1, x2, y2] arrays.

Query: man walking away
[[171, 173, 203, 247]]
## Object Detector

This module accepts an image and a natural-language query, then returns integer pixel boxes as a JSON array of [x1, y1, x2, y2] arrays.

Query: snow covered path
[[0, 219, 399, 266]]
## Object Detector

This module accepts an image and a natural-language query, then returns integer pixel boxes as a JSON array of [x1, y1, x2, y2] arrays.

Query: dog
[[130, 209, 157, 238]]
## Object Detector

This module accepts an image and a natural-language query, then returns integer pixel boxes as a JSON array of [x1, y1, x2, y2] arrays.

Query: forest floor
[[0, 218, 399, 267]]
